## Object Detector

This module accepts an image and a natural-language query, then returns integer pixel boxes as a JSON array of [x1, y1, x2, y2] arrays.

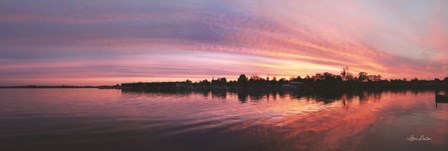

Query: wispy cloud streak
[[0, 0, 447, 85]]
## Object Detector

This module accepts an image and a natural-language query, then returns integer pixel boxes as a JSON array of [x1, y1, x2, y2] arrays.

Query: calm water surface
[[0, 89, 447, 151]]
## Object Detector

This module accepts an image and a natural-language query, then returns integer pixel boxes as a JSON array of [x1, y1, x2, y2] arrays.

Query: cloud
[[1, 0, 447, 85]]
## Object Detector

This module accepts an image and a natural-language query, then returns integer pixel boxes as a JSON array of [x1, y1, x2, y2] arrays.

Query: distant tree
[[238, 74, 248, 86], [322, 72, 342, 83], [341, 66, 351, 81], [272, 76, 277, 82], [289, 76, 295, 81], [250, 75, 262, 81], [358, 72, 368, 82], [219, 77, 227, 85], [375, 75, 382, 81], [345, 74, 355, 81], [367, 75, 381, 82], [295, 76, 302, 82], [279, 78, 287, 85], [211, 77, 226, 85], [305, 75, 310, 79], [313, 73, 324, 81], [186, 79, 192, 84], [200, 79, 210, 85], [322, 72, 333, 80], [303, 75, 312, 83], [444, 77, 448, 84]]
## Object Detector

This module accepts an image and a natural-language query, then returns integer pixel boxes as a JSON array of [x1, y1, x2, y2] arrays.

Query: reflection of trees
[[200, 91, 210, 98], [254, 89, 389, 108], [238, 91, 248, 103], [358, 91, 382, 104], [234, 90, 385, 105], [237, 91, 265, 103], [121, 89, 435, 109], [211, 90, 227, 100], [120, 89, 194, 99]]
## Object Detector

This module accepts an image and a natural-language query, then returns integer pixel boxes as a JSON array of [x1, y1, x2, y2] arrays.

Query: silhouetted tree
[[374, 75, 382, 81], [272, 76, 277, 82], [294, 76, 303, 82], [238, 74, 248, 87], [200, 79, 210, 84], [221, 78, 227, 85], [211, 77, 227, 86], [250, 75, 262, 81], [279, 78, 287, 85], [313, 73, 324, 81], [341, 66, 353, 81], [123, 66, 448, 92], [186, 79, 192, 84], [358, 72, 368, 82]]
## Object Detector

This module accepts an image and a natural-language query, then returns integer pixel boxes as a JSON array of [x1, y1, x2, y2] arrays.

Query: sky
[[0, 0, 447, 85]]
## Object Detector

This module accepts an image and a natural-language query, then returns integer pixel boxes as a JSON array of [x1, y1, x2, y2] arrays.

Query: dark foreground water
[[0, 89, 447, 151]]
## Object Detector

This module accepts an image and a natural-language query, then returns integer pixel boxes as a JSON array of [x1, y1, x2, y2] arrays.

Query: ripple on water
[[0, 89, 447, 151]]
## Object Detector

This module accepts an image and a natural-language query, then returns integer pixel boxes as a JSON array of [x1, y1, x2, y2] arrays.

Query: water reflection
[[121, 89, 390, 105], [0, 89, 447, 151]]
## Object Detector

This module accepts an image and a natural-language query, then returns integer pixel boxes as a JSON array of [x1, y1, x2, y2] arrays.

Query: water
[[0, 89, 447, 151]]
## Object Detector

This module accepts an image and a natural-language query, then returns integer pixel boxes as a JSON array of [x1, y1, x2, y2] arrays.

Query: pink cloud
[[1, 0, 447, 85]]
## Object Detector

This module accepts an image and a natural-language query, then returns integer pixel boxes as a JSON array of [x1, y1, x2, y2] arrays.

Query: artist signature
[[407, 135, 432, 142]]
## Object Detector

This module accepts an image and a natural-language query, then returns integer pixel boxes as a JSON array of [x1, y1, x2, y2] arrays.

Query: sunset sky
[[1, 0, 448, 85]]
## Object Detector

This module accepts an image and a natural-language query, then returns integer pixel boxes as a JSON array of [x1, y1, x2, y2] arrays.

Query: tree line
[[121, 67, 448, 92], [187, 67, 448, 91]]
